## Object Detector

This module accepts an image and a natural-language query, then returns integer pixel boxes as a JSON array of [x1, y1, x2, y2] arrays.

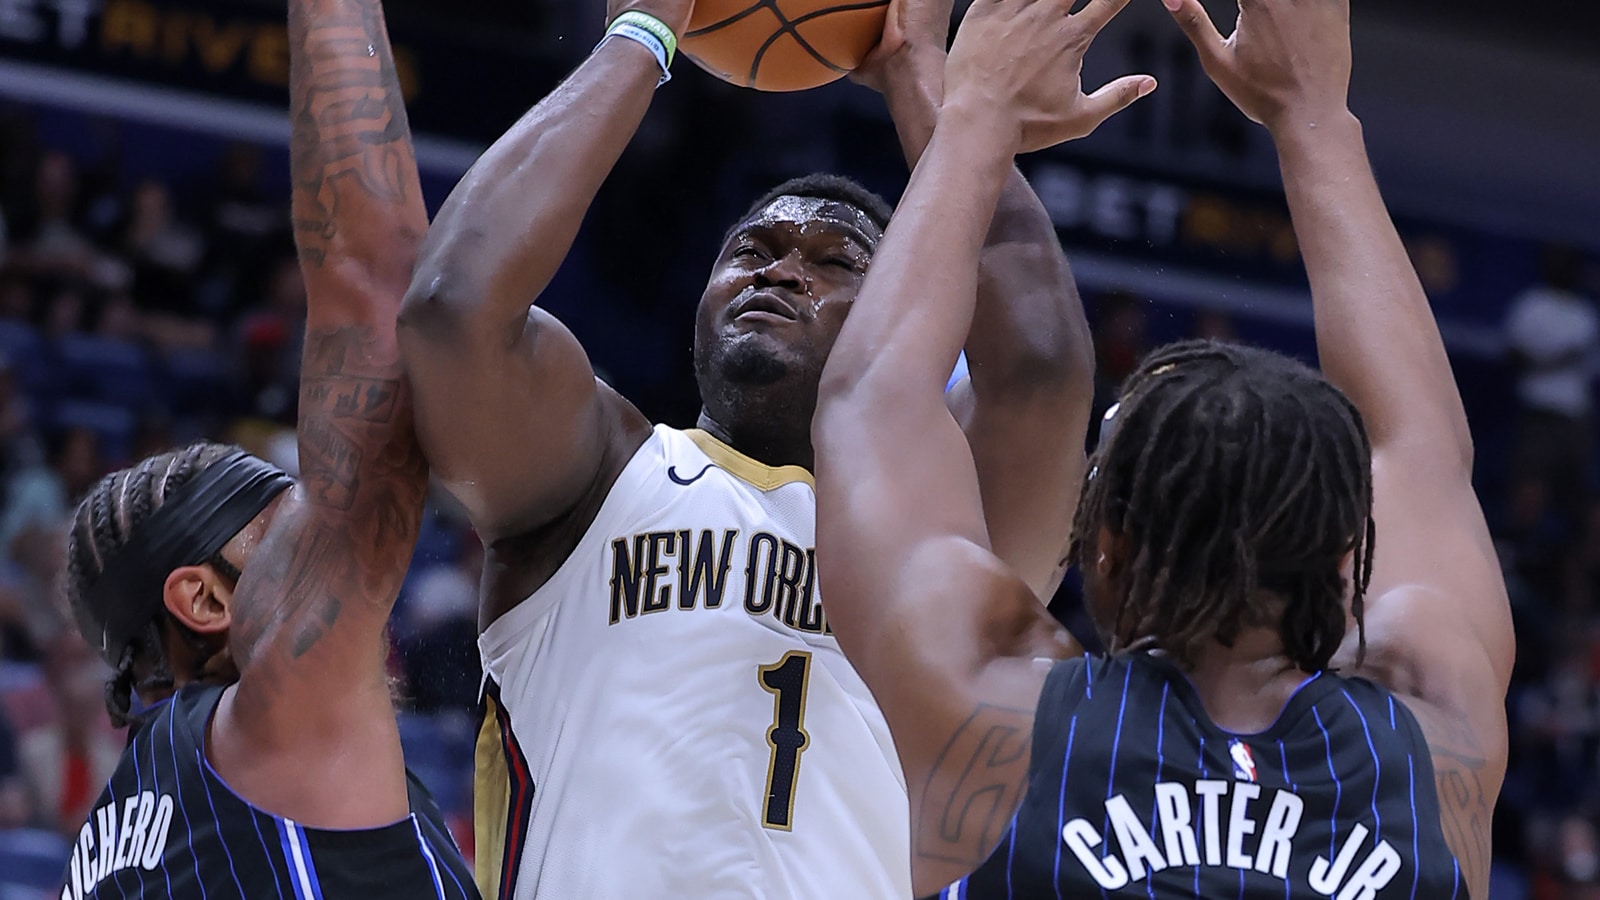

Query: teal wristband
[[598, 11, 677, 86], [612, 11, 676, 67]]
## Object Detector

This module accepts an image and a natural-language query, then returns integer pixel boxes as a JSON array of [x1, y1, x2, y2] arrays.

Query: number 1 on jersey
[[758, 651, 812, 830]]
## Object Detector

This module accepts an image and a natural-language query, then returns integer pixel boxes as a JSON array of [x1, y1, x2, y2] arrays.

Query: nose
[[754, 249, 809, 293]]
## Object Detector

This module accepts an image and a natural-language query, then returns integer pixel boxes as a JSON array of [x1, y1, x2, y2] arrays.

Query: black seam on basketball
[[779, 0, 890, 76], [747, 0, 793, 84], [685, 0, 771, 39], [779, 0, 886, 73], [784, 0, 888, 27], [688, 0, 886, 85], [748, 0, 861, 84]]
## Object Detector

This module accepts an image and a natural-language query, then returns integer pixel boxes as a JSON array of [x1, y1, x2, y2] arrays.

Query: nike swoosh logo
[[668, 464, 715, 486]]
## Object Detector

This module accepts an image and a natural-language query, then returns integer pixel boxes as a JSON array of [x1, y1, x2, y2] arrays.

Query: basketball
[[680, 0, 889, 92]]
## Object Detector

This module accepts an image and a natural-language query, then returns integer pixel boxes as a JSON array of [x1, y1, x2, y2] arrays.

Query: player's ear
[[162, 565, 232, 636]]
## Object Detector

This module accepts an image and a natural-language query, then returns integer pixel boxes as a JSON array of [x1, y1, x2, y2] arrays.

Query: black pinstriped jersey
[[940, 653, 1465, 899], [62, 683, 478, 900]]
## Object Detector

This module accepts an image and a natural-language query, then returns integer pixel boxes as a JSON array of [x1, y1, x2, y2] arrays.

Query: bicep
[[398, 301, 616, 538], [1351, 453, 1513, 694], [952, 381, 1090, 601]]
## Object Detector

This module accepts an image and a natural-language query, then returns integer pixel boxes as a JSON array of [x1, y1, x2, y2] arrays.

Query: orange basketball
[[680, 0, 888, 91]]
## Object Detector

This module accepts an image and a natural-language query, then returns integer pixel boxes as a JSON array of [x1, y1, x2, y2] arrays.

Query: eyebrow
[[737, 220, 877, 253], [829, 223, 878, 253]]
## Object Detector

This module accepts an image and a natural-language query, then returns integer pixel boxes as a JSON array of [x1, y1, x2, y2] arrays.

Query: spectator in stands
[[237, 254, 306, 423], [13, 152, 87, 276], [0, 576, 34, 663], [2, 521, 68, 661], [1088, 289, 1150, 438], [47, 426, 99, 504], [200, 142, 288, 323], [0, 428, 99, 603], [1516, 641, 1600, 813], [395, 534, 483, 835], [1191, 308, 1237, 342], [0, 702, 33, 829], [1094, 289, 1150, 388], [9, 152, 126, 292], [1501, 473, 1574, 612], [0, 271, 33, 322], [0, 443, 66, 559], [0, 352, 40, 471], [16, 633, 119, 835], [398, 538, 483, 715], [94, 290, 142, 342], [1506, 245, 1599, 532], [39, 284, 86, 339], [121, 178, 214, 350], [127, 411, 175, 463]]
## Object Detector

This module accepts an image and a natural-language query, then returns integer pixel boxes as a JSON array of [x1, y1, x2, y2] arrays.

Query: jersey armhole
[[1030, 656, 1091, 766], [478, 427, 667, 657]]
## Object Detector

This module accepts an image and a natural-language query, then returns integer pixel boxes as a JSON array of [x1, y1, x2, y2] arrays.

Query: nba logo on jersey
[[1229, 739, 1257, 782]]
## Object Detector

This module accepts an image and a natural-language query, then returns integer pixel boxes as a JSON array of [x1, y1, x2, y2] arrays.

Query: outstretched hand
[[1162, 0, 1351, 133], [944, 0, 1154, 153]]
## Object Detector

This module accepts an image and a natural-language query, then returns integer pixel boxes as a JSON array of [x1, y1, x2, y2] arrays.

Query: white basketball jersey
[[475, 425, 912, 899]]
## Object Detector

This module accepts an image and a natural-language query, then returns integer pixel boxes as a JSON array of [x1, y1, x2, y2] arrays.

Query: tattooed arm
[[207, 0, 430, 829], [1165, 0, 1510, 892]]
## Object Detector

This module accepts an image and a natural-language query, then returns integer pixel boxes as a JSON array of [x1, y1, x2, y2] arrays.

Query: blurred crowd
[[0, 105, 484, 888], [0, 98, 1594, 899]]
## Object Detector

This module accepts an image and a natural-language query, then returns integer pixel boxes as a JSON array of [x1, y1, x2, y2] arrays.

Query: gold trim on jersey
[[684, 429, 815, 491], [474, 697, 508, 899]]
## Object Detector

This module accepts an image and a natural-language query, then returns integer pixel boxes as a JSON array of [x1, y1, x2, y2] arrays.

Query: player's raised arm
[[1165, 0, 1512, 892], [861, 3, 1098, 599], [396, 0, 686, 543], [206, 0, 430, 828], [813, 0, 1149, 891]]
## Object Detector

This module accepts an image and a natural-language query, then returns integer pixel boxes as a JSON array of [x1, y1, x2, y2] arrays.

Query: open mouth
[[733, 290, 799, 322]]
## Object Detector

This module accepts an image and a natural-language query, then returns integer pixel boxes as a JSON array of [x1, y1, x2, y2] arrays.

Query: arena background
[[0, 0, 1596, 896]]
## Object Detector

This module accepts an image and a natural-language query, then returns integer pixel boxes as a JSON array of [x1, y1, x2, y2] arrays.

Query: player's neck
[[695, 410, 814, 471], [1175, 632, 1315, 734]]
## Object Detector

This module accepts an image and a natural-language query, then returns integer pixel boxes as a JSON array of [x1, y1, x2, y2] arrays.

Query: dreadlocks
[[64, 442, 240, 726], [1070, 339, 1375, 674]]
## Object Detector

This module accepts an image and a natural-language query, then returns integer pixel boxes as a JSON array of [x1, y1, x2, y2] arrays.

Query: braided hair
[[1070, 340, 1375, 674], [64, 442, 241, 726]]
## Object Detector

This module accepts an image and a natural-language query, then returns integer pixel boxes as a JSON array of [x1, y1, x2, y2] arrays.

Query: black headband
[[85, 451, 294, 667]]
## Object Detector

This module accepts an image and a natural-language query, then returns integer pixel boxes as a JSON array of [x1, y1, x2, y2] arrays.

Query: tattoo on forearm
[[1414, 705, 1495, 898], [1432, 742, 1491, 896], [231, 325, 427, 670], [288, 0, 416, 267], [917, 704, 1033, 867], [298, 415, 362, 510]]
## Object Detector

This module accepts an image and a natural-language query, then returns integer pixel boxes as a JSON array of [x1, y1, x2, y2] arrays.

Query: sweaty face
[[693, 196, 882, 393]]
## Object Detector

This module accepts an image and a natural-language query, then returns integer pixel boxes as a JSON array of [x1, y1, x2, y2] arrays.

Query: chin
[[709, 332, 793, 386]]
